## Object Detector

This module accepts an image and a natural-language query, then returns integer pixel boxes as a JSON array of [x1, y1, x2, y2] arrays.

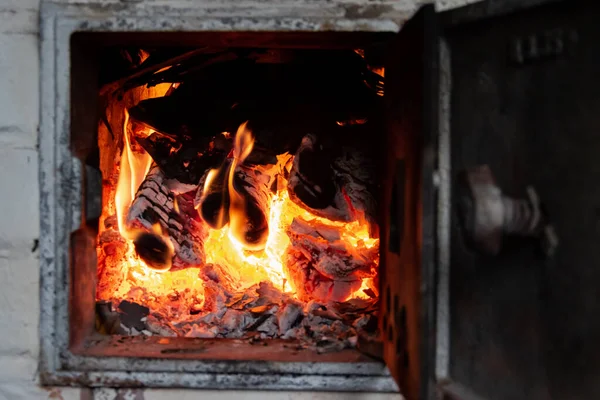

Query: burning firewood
[[333, 147, 379, 235], [286, 134, 337, 211], [195, 123, 291, 250], [133, 232, 173, 271], [287, 134, 378, 232], [230, 162, 281, 248], [196, 160, 289, 243], [126, 164, 207, 270], [194, 164, 230, 229], [133, 123, 231, 185], [284, 217, 377, 303]]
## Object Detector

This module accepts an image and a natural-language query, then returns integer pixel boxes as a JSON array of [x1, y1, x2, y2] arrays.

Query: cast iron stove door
[[442, 0, 600, 399], [382, 5, 438, 400]]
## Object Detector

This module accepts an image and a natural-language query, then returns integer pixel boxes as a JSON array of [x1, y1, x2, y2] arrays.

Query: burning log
[[333, 147, 379, 235], [195, 123, 291, 250], [230, 162, 279, 248], [288, 135, 378, 232], [194, 162, 274, 248], [287, 134, 338, 212], [285, 217, 377, 303], [194, 165, 230, 229], [133, 124, 231, 185], [126, 164, 207, 270], [133, 232, 173, 271]]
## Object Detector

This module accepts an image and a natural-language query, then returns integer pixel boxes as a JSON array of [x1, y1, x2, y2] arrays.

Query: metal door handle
[[456, 165, 558, 257]]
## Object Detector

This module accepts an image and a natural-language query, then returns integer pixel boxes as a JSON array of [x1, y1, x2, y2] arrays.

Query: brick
[[0, 353, 81, 399], [0, 383, 80, 400], [0, 8, 37, 34], [0, 0, 40, 9], [0, 252, 40, 355], [0, 34, 38, 145], [0, 149, 39, 247], [0, 149, 39, 356]]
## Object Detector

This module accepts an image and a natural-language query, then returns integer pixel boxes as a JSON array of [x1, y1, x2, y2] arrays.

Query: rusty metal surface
[[444, 0, 600, 399], [38, 0, 410, 392], [381, 5, 439, 400], [72, 336, 378, 364]]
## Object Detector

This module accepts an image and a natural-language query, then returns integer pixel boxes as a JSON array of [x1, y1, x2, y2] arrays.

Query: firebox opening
[[71, 32, 396, 362]]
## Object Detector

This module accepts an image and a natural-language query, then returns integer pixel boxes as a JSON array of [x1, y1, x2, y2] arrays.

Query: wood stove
[[67, 28, 405, 392], [40, 0, 600, 399]]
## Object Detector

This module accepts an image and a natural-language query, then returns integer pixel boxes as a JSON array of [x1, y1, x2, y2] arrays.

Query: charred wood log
[[125, 50, 383, 145], [287, 134, 337, 211], [133, 123, 231, 184], [288, 135, 378, 231], [126, 164, 207, 270], [332, 147, 379, 235], [100, 48, 232, 96], [194, 163, 230, 229], [133, 232, 173, 271], [195, 156, 290, 249], [231, 162, 280, 248]]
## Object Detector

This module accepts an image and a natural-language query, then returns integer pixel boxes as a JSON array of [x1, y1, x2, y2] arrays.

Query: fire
[[200, 125, 378, 295], [204, 187, 377, 294], [103, 116, 378, 323], [105, 107, 205, 312]]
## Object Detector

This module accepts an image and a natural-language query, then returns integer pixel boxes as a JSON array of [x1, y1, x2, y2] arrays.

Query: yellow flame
[[151, 223, 162, 235], [114, 108, 175, 273], [203, 169, 220, 194], [227, 122, 266, 250], [197, 168, 227, 228], [115, 110, 152, 240]]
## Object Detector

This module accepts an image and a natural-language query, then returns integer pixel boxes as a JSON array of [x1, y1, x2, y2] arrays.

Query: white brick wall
[[0, 0, 476, 398]]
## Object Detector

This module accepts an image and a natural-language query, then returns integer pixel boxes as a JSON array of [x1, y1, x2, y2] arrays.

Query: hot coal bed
[[92, 40, 389, 357]]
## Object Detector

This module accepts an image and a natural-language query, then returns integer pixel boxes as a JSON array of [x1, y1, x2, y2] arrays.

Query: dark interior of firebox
[[71, 33, 394, 359]]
